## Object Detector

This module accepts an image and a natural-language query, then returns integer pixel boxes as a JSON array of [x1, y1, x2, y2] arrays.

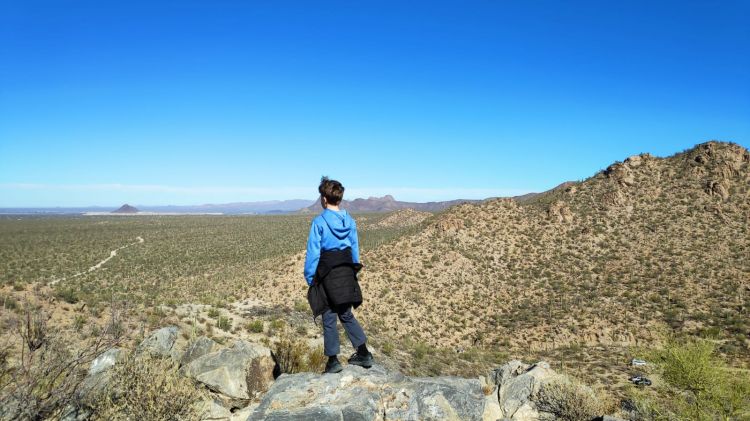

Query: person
[[304, 176, 373, 374]]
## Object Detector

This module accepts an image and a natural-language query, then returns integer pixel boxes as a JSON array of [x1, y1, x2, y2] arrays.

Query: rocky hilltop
[[55, 326, 618, 421]]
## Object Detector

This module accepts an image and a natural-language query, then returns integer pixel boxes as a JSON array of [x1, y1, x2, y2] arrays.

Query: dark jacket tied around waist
[[307, 247, 363, 319]]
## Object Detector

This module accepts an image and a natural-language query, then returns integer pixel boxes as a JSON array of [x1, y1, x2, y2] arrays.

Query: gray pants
[[322, 305, 367, 356]]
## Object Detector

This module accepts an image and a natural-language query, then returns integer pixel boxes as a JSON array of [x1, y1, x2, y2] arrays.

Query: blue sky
[[1, 0, 748, 207]]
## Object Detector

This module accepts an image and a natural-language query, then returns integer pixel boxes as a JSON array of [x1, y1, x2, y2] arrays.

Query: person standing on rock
[[304, 176, 373, 374]]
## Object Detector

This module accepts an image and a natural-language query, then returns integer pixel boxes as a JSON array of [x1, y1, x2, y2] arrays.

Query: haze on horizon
[[1, 1, 748, 207]]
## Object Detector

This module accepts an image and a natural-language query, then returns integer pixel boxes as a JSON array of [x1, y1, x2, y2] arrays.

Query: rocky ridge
[[63, 326, 620, 421]]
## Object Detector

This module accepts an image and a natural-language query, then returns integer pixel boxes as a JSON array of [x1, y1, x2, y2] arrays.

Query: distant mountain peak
[[300, 194, 480, 213], [112, 204, 139, 214]]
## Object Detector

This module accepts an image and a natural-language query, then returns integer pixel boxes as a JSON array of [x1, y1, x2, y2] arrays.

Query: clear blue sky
[[1, 0, 748, 207]]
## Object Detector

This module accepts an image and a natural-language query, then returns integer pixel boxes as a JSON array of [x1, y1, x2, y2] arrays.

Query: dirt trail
[[49, 236, 144, 286]]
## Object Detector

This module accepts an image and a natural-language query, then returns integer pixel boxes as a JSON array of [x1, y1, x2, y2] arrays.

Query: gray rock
[[481, 386, 502, 421], [248, 364, 486, 421], [77, 370, 113, 407], [137, 326, 179, 359], [489, 361, 561, 420], [489, 360, 529, 386], [89, 348, 123, 375], [75, 348, 126, 408], [498, 373, 535, 417], [182, 336, 218, 367], [230, 404, 258, 421], [182, 340, 275, 400], [200, 397, 233, 420]]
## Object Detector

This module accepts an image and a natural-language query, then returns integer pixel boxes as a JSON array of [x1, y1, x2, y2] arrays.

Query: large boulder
[[72, 347, 126, 413], [488, 361, 563, 420], [181, 336, 219, 367], [89, 348, 124, 375], [137, 326, 181, 360], [181, 340, 275, 400], [248, 364, 486, 421]]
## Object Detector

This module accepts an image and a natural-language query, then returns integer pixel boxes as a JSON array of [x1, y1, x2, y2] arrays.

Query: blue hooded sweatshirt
[[304, 208, 360, 286]]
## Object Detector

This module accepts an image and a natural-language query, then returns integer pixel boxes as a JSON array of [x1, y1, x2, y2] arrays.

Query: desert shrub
[[246, 320, 264, 333], [104, 305, 125, 341], [272, 332, 307, 374], [411, 341, 433, 360], [1, 294, 18, 311], [272, 329, 325, 374], [206, 307, 220, 318], [217, 316, 232, 332], [94, 354, 203, 420], [54, 288, 79, 304], [306, 347, 326, 373], [72, 314, 88, 332], [634, 337, 750, 420], [267, 319, 285, 337], [537, 378, 610, 421], [293, 300, 308, 312], [0, 307, 114, 420], [19, 305, 48, 352], [660, 338, 720, 398]]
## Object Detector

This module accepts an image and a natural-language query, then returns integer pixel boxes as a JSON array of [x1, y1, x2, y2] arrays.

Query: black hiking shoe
[[324, 357, 343, 374], [347, 352, 373, 368]]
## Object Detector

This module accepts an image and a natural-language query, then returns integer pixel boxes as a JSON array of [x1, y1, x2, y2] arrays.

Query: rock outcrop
[[248, 364, 488, 421], [181, 336, 219, 366], [489, 360, 562, 420], [245, 359, 608, 421], [88, 348, 124, 376], [136, 325, 181, 360], [181, 340, 275, 401], [547, 201, 573, 223], [66, 325, 616, 421]]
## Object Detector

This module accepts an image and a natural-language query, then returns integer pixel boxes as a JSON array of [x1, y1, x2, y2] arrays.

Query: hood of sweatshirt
[[321, 209, 353, 240]]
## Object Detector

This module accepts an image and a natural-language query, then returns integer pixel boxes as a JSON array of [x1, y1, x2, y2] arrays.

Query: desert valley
[[0, 141, 748, 420]]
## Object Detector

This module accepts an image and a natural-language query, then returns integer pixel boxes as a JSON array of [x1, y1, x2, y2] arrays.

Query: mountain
[[138, 199, 315, 214], [299, 195, 482, 213], [112, 204, 138, 214], [256, 141, 750, 378], [360, 141, 750, 351], [0, 200, 316, 215]]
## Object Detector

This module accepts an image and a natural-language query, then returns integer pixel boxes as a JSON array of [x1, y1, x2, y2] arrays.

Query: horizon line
[[0, 183, 536, 208]]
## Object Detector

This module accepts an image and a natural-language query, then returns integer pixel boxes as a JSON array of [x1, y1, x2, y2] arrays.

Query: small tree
[[650, 337, 750, 420]]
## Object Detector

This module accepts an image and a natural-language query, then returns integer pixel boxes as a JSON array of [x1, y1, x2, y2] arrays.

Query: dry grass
[[94, 354, 204, 420]]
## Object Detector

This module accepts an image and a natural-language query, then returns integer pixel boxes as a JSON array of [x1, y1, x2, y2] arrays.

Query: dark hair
[[318, 176, 344, 206]]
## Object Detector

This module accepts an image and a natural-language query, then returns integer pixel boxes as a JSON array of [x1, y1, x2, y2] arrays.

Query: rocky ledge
[[250, 364, 487, 420], [251, 359, 613, 421], [68, 327, 622, 421]]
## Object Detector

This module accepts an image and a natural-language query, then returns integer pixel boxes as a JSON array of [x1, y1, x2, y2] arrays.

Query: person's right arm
[[303, 219, 322, 286]]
